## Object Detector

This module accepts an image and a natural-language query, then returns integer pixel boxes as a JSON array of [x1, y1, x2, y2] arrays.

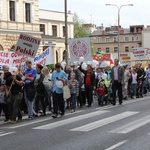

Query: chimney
[[102, 30, 106, 35], [134, 27, 137, 33], [119, 28, 124, 33], [138, 28, 141, 33]]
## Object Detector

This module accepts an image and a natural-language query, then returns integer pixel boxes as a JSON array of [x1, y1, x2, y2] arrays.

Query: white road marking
[[70, 111, 139, 132], [105, 140, 129, 150], [110, 115, 150, 134], [8, 110, 85, 129], [33, 110, 109, 130], [0, 131, 15, 137]]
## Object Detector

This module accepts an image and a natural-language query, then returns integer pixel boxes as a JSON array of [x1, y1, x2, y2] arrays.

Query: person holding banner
[[24, 60, 37, 119]]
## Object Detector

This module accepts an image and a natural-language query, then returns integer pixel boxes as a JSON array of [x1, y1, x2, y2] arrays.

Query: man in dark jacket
[[79, 63, 95, 107]]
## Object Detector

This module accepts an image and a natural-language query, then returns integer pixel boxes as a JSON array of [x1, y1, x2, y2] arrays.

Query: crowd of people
[[0, 58, 150, 123]]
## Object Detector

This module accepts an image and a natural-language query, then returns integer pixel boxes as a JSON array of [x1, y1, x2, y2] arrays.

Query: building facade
[[0, 0, 74, 63], [0, 0, 42, 51], [90, 25, 143, 58], [39, 9, 74, 63]]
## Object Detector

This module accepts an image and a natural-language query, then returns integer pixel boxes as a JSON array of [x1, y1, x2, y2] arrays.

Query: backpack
[[42, 77, 52, 93]]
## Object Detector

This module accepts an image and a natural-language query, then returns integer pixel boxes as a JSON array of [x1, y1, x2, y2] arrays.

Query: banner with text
[[34, 47, 54, 65], [0, 47, 54, 70], [119, 52, 131, 66], [132, 47, 146, 60], [14, 33, 41, 58], [68, 37, 92, 61]]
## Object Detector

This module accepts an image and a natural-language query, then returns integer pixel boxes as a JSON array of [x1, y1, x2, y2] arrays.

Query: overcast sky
[[39, 0, 150, 28]]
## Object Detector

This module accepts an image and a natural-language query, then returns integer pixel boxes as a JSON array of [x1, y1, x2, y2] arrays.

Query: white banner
[[119, 52, 131, 66], [0, 47, 54, 70], [34, 47, 54, 65], [132, 47, 146, 60], [68, 37, 92, 61], [14, 33, 41, 58]]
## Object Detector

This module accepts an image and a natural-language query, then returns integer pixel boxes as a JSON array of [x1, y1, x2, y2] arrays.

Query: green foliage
[[73, 13, 89, 38], [46, 64, 54, 71]]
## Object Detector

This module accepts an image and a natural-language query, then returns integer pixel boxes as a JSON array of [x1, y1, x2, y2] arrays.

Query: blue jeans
[[132, 83, 137, 97], [98, 96, 104, 106], [70, 94, 77, 109], [24, 91, 34, 118]]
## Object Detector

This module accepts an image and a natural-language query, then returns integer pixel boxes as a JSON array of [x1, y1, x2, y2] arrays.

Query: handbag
[[4, 80, 14, 104], [62, 85, 71, 99]]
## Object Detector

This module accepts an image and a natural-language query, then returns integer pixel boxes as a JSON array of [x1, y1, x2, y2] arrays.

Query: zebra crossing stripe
[[33, 110, 109, 130], [109, 115, 150, 134], [105, 140, 129, 150], [70, 111, 139, 132], [0, 131, 15, 137]]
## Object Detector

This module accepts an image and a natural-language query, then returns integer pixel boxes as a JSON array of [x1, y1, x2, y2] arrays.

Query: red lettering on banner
[[11, 52, 22, 57], [0, 52, 9, 57], [13, 57, 28, 64], [93, 54, 110, 61], [0, 58, 9, 64], [16, 46, 35, 56], [20, 34, 40, 45], [120, 54, 128, 57]]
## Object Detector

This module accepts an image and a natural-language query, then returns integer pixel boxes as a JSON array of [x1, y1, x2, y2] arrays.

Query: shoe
[[74, 109, 76, 112], [28, 116, 34, 120], [52, 114, 58, 118], [17, 118, 22, 122], [134, 96, 136, 99], [40, 113, 46, 116], [71, 109, 74, 113], [60, 112, 65, 116], [34, 113, 38, 117], [65, 106, 69, 109], [111, 103, 116, 105], [9, 120, 16, 124], [4, 119, 9, 122], [87, 105, 91, 107], [119, 102, 122, 105]]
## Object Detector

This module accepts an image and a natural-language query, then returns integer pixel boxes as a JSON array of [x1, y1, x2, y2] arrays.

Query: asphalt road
[[1, 95, 150, 150]]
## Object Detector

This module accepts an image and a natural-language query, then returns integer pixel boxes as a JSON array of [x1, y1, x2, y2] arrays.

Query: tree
[[73, 13, 89, 38]]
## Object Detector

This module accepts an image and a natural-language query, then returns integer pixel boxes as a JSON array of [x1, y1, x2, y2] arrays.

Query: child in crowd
[[96, 82, 105, 106], [68, 72, 79, 113], [0, 84, 6, 119]]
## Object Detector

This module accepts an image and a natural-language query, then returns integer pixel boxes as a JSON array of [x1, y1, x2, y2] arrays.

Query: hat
[[4, 72, 12, 80]]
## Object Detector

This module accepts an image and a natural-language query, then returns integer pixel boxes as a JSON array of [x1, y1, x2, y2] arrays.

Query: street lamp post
[[105, 4, 133, 61], [64, 0, 68, 65]]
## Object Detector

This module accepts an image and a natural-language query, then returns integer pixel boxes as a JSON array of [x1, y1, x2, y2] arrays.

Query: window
[[52, 25, 57, 36], [132, 46, 134, 48], [114, 37, 117, 42], [25, 3, 31, 23], [106, 47, 110, 53], [125, 47, 129, 52], [9, 1, 15, 21], [114, 47, 118, 53], [125, 37, 129, 42], [97, 48, 101, 54], [63, 26, 65, 37], [106, 37, 109, 42], [97, 37, 101, 43], [40, 24, 45, 35], [136, 36, 139, 41], [132, 37, 134, 41]]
